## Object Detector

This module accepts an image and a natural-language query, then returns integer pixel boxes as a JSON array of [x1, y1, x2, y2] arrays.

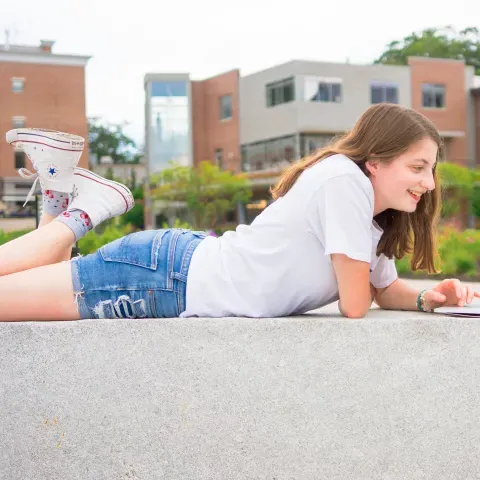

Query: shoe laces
[[18, 168, 40, 206]]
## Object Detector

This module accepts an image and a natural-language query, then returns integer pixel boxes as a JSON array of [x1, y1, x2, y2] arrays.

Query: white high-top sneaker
[[6, 128, 84, 204], [68, 168, 135, 228]]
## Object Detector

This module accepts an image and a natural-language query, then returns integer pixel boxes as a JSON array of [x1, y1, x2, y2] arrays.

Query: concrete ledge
[[2, 279, 480, 479]]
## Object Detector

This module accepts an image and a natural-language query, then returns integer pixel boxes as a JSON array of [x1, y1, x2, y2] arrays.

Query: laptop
[[435, 300, 480, 318]]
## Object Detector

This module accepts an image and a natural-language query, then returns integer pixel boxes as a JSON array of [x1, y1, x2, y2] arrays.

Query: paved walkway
[[0, 217, 36, 232]]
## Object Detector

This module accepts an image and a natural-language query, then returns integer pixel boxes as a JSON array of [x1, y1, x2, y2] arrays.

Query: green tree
[[88, 117, 138, 164], [375, 26, 480, 74], [151, 161, 253, 230]]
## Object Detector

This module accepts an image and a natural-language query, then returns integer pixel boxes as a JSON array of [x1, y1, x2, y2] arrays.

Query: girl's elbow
[[342, 309, 368, 319], [340, 304, 370, 319]]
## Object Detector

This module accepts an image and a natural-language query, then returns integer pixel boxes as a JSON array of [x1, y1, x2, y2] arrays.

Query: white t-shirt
[[180, 154, 398, 318]]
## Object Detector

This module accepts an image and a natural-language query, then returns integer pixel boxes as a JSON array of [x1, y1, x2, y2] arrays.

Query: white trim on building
[[0, 51, 90, 67]]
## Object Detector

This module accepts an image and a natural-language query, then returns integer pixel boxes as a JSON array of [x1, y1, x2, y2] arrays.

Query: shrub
[[395, 227, 480, 278], [119, 203, 144, 230], [77, 222, 133, 255], [0, 229, 33, 246], [161, 218, 193, 230]]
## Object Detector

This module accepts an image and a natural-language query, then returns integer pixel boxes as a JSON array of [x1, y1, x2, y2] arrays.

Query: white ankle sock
[[55, 209, 93, 241], [42, 189, 69, 216]]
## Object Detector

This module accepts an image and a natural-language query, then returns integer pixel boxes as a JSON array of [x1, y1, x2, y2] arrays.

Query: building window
[[149, 80, 190, 172], [151, 81, 187, 97], [12, 78, 24, 93], [304, 77, 342, 103], [422, 84, 445, 108], [14, 151, 25, 169], [266, 78, 295, 107], [371, 82, 398, 104], [214, 148, 224, 168], [12, 116, 25, 128], [242, 136, 296, 172], [220, 95, 232, 120], [301, 134, 336, 156]]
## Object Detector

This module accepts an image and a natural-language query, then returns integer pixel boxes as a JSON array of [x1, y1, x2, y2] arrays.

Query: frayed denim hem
[[70, 257, 92, 319]]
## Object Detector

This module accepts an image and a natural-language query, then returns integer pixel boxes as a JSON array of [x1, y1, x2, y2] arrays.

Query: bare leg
[[0, 222, 75, 277], [38, 212, 73, 262], [38, 212, 57, 228], [0, 262, 81, 321]]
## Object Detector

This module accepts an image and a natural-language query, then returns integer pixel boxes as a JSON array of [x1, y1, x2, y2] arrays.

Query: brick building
[[191, 70, 240, 172], [145, 58, 479, 226], [144, 71, 240, 175], [0, 40, 90, 209], [238, 57, 479, 222], [144, 71, 240, 227]]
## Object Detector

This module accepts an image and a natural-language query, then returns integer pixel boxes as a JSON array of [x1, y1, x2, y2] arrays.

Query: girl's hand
[[423, 279, 480, 311]]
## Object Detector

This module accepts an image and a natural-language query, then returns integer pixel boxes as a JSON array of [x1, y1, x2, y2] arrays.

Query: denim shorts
[[70, 228, 206, 319]]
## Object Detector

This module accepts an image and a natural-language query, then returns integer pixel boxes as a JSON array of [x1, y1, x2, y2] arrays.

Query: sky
[[1, 0, 478, 148]]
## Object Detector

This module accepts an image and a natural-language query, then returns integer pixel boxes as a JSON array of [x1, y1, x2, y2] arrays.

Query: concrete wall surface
[[2, 302, 480, 479]]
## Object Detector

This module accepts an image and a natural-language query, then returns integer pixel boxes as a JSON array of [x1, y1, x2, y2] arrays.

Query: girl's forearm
[[374, 279, 420, 311]]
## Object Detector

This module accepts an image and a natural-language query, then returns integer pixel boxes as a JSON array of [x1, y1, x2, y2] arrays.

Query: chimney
[[4, 29, 10, 50], [39, 40, 55, 53]]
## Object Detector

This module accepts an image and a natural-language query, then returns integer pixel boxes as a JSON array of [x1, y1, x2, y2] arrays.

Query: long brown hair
[[270, 103, 444, 273]]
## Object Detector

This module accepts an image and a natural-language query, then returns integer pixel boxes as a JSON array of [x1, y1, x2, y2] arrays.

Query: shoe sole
[[74, 168, 135, 214], [6, 128, 84, 152]]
